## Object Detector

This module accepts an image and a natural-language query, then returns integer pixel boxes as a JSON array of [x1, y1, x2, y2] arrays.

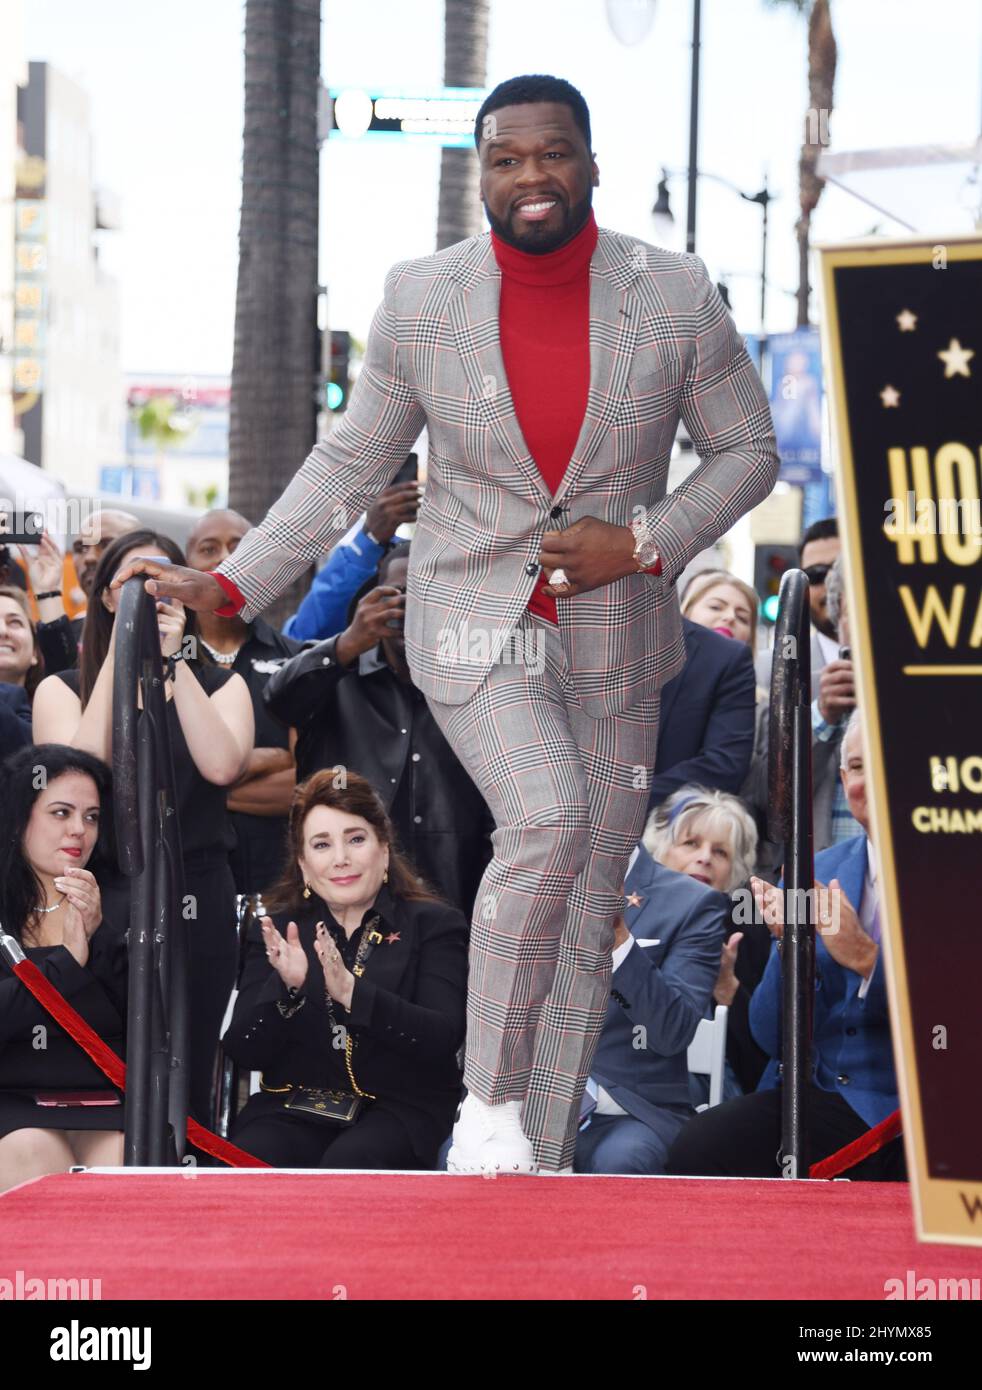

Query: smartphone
[[0, 511, 44, 544], [386, 583, 406, 631], [393, 452, 418, 487]]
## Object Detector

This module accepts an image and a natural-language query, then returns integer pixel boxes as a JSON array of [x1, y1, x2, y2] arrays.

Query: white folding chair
[[687, 1005, 729, 1111]]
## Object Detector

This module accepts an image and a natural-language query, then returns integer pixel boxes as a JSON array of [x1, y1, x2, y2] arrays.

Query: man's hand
[[539, 519, 639, 598], [817, 658, 855, 725], [750, 876, 784, 941], [814, 877, 878, 979], [110, 558, 228, 613], [612, 912, 631, 949], [364, 482, 421, 545], [335, 586, 405, 666]]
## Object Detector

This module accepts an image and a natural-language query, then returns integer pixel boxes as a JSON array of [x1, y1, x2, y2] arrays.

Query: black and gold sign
[[819, 234, 981, 1245]]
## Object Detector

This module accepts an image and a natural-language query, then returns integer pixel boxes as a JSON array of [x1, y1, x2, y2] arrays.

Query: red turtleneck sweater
[[211, 210, 601, 624], [492, 209, 598, 625]]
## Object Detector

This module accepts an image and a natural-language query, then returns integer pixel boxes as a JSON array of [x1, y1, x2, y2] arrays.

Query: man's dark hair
[[474, 74, 591, 152], [344, 540, 412, 626], [378, 540, 411, 584], [799, 516, 838, 560]]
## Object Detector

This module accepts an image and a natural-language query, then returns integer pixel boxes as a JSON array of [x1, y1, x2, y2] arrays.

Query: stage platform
[[3, 1169, 982, 1300]]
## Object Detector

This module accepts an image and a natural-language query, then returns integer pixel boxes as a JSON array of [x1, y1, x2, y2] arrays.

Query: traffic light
[[327, 329, 351, 411], [753, 543, 798, 624]]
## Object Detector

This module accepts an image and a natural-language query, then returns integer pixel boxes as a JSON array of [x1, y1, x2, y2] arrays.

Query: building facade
[[0, 0, 26, 457], [15, 62, 122, 491]]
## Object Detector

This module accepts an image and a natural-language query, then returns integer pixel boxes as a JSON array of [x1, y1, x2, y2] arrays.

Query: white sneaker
[[447, 1093, 537, 1175]]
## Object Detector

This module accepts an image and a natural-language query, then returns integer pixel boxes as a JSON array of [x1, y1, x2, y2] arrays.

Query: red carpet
[[3, 1171, 981, 1300]]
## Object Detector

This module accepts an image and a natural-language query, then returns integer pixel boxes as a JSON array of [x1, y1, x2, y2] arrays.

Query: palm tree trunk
[[795, 0, 836, 326], [229, 0, 322, 620], [436, 0, 490, 249]]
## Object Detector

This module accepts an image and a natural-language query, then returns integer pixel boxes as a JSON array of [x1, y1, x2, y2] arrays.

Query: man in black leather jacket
[[263, 543, 494, 920]]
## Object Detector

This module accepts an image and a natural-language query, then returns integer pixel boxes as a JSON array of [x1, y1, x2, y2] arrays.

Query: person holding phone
[[282, 456, 422, 642], [32, 530, 255, 1123], [0, 744, 127, 1194]]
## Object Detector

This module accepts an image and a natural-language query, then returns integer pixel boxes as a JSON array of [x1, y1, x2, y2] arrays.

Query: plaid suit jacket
[[220, 227, 779, 718]]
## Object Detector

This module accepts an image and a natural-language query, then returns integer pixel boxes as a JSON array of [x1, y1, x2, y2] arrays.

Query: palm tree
[[767, 0, 837, 325], [436, 0, 490, 249], [229, 0, 322, 618], [132, 395, 198, 472]]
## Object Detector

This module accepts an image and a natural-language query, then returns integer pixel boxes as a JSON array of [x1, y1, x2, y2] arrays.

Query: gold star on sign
[[896, 308, 917, 332], [625, 891, 643, 908], [937, 338, 974, 378], [880, 385, 901, 408]]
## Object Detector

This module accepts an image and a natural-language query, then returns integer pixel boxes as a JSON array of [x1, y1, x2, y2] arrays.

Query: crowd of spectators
[[0, 496, 899, 1187]]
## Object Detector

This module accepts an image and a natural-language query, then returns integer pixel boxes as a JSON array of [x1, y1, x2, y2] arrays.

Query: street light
[[653, 167, 775, 332]]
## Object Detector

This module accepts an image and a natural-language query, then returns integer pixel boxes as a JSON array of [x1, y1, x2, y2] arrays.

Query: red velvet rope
[[13, 957, 270, 1169], [809, 1108, 902, 1179], [17, 950, 903, 1180]]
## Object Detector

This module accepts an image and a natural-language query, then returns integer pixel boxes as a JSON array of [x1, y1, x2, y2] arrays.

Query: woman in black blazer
[[225, 768, 468, 1170]]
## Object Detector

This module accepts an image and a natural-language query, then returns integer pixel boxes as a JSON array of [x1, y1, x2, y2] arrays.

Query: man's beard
[[484, 187, 593, 255]]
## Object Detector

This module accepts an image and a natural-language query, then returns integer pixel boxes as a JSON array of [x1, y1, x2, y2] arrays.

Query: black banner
[[820, 235, 982, 1242]]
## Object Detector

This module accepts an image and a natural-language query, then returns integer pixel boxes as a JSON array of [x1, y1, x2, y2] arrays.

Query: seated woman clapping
[[0, 744, 126, 1194], [224, 769, 469, 1170]]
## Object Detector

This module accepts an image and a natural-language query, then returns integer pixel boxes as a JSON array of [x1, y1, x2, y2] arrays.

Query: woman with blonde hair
[[681, 569, 760, 653], [645, 785, 770, 1095]]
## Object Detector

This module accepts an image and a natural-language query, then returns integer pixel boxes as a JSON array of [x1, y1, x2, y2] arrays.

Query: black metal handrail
[[767, 567, 816, 1179], [114, 572, 189, 1166]]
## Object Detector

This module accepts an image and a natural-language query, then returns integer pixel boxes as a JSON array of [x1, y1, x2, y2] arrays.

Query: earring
[[303, 882, 311, 899], [383, 870, 389, 883]]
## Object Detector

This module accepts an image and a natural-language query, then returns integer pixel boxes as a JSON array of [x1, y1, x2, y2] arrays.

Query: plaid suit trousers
[[425, 609, 661, 1171]]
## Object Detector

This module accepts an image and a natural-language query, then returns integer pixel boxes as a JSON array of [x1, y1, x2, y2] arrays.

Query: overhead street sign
[[320, 86, 485, 148]]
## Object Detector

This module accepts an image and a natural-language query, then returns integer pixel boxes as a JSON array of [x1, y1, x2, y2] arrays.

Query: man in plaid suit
[[115, 75, 779, 1173]]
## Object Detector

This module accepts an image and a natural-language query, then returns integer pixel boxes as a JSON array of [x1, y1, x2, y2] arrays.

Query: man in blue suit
[[574, 842, 729, 1174], [666, 709, 904, 1180], [0, 682, 32, 756], [647, 618, 756, 812]]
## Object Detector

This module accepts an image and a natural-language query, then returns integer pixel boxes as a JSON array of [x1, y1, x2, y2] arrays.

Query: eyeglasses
[[803, 564, 831, 586]]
